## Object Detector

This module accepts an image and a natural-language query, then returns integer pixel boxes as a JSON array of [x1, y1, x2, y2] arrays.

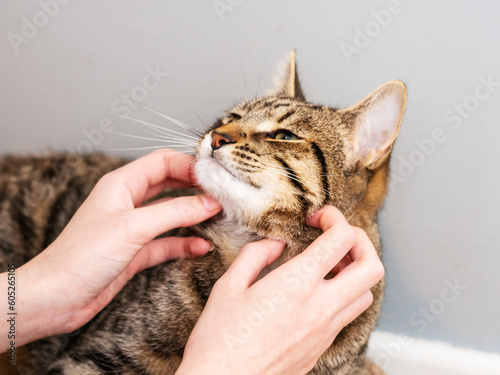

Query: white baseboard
[[367, 331, 500, 375]]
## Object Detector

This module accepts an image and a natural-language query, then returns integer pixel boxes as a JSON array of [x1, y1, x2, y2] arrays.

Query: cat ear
[[341, 81, 407, 170], [271, 50, 305, 100]]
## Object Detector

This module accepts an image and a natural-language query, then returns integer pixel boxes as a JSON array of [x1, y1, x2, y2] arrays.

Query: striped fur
[[0, 52, 406, 374]]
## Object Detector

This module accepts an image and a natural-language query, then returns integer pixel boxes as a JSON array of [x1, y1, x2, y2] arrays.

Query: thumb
[[131, 236, 214, 275], [129, 194, 221, 241], [225, 239, 285, 289]]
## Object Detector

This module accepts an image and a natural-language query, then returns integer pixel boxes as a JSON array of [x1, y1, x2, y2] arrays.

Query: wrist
[[176, 353, 235, 375], [175, 359, 206, 375], [15, 251, 75, 346], [175, 363, 209, 375]]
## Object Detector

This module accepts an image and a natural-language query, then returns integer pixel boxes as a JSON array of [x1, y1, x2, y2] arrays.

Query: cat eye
[[268, 130, 300, 141]]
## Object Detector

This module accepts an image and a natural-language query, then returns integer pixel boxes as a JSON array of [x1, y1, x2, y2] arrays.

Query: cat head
[[195, 51, 406, 239]]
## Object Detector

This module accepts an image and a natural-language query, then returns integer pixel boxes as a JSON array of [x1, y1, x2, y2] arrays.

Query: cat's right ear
[[340, 81, 407, 170], [271, 50, 305, 100]]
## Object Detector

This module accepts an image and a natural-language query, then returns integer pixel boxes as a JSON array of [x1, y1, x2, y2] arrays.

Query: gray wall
[[1, 0, 499, 353]]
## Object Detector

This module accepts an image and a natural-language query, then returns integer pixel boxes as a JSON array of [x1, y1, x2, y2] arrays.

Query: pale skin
[[0, 150, 384, 374]]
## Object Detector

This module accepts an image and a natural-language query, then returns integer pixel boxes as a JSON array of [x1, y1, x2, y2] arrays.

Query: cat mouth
[[209, 154, 261, 189], [211, 156, 239, 179]]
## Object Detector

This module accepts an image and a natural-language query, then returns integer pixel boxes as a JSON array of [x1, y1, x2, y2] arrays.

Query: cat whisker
[[142, 150, 197, 164], [255, 51, 270, 99], [140, 106, 204, 137], [114, 114, 200, 141], [261, 163, 336, 198], [231, 85, 250, 104], [265, 162, 353, 178], [102, 145, 195, 153], [204, 98, 240, 106], [136, 129, 198, 147], [154, 150, 196, 157], [110, 130, 198, 147], [239, 54, 250, 100], [262, 166, 334, 204], [258, 152, 302, 156], [259, 165, 335, 202], [136, 127, 195, 144], [204, 81, 248, 103], [257, 152, 359, 177], [186, 110, 210, 130]]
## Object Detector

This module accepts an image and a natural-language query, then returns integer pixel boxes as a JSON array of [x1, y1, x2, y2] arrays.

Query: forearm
[[0, 258, 72, 353]]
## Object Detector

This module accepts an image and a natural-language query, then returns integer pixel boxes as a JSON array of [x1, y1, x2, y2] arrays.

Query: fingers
[[129, 194, 221, 241], [142, 179, 194, 203], [329, 290, 374, 334], [329, 253, 352, 276], [133, 237, 213, 274], [320, 228, 383, 312], [289, 205, 356, 279], [305, 205, 348, 230], [223, 239, 285, 289], [141, 196, 174, 207], [328, 227, 384, 295], [107, 149, 196, 205]]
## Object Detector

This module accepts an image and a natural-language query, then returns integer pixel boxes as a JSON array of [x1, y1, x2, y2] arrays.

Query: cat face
[[195, 52, 407, 239]]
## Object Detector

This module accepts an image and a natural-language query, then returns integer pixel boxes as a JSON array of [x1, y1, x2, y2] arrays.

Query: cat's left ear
[[272, 50, 305, 100], [340, 81, 407, 170]]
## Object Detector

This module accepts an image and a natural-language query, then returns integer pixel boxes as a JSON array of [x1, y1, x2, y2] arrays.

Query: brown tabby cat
[[0, 52, 406, 374]]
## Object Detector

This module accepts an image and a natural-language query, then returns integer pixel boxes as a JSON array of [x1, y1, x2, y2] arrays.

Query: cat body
[[0, 52, 406, 374]]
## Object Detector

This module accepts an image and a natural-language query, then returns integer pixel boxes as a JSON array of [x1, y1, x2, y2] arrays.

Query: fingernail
[[200, 195, 221, 211], [207, 241, 215, 252]]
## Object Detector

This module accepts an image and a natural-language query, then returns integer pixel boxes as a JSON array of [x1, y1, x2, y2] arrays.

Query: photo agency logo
[[213, 0, 244, 21], [26, 64, 168, 203], [66, 65, 168, 156], [7, 0, 72, 54], [339, 0, 404, 64], [372, 277, 467, 370], [389, 74, 499, 192], [13, 331, 81, 375], [223, 237, 343, 350]]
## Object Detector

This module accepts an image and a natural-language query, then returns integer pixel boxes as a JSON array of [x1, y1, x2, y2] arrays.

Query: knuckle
[[118, 211, 138, 243], [361, 258, 385, 287], [335, 289, 352, 307], [293, 282, 313, 301], [95, 172, 114, 190], [371, 261, 385, 284], [332, 223, 356, 249], [240, 241, 260, 254], [343, 225, 357, 247], [214, 270, 240, 293], [180, 196, 207, 218], [240, 242, 254, 252], [63, 319, 79, 334], [304, 362, 318, 375], [352, 226, 368, 241], [361, 291, 374, 309], [170, 199, 192, 225], [181, 238, 193, 256], [211, 277, 225, 294]]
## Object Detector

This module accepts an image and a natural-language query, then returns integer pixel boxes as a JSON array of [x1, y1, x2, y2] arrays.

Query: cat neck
[[194, 212, 322, 270], [195, 215, 262, 267]]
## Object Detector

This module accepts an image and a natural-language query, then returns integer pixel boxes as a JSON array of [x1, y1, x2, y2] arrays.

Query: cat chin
[[194, 156, 268, 223], [195, 135, 270, 224]]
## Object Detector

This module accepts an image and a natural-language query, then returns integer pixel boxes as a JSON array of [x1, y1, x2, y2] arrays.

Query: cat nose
[[211, 131, 234, 150]]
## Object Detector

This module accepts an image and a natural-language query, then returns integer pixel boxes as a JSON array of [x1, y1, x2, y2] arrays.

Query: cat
[[0, 51, 406, 374]]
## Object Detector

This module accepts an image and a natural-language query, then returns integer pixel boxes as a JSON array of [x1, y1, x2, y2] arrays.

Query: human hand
[[177, 205, 384, 375], [11, 150, 221, 349]]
